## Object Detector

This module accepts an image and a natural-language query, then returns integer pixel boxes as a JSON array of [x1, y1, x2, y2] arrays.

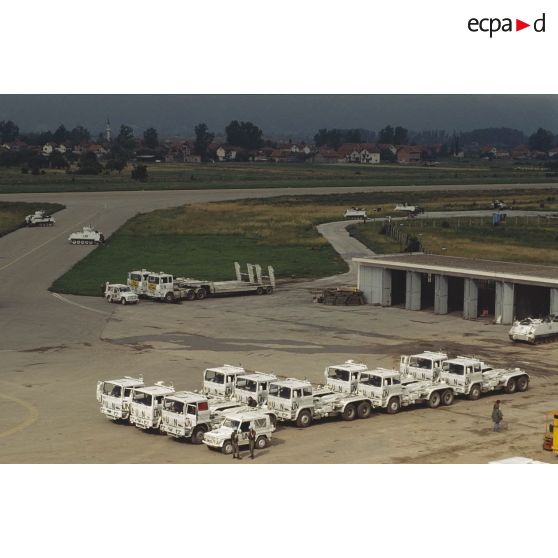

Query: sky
[[0, 95, 556, 139]]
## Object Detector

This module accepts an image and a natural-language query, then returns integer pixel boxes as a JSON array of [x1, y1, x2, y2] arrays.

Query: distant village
[[1, 118, 557, 176]]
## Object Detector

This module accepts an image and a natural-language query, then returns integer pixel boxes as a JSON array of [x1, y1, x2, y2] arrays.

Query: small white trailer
[[96, 376, 145, 422]]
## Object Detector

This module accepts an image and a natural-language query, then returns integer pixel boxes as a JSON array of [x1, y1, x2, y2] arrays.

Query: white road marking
[[51, 292, 111, 315]]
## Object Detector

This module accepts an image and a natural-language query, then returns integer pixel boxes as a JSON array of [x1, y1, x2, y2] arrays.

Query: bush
[[131, 164, 148, 181], [405, 234, 422, 252], [441, 220, 450, 229]]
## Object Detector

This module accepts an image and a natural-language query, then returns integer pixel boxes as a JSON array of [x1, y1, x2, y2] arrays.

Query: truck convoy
[[68, 226, 104, 245], [127, 263, 275, 303], [24, 210, 56, 227], [508, 316, 558, 344]]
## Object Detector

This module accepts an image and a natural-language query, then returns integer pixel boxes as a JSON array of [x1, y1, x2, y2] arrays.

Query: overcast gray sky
[[0, 95, 556, 139]]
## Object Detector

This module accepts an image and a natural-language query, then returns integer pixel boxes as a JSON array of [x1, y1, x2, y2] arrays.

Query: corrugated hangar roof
[[354, 253, 558, 287]]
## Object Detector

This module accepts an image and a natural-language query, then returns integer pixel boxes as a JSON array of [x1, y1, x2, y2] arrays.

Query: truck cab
[[266, 379, 314, 426], [104, 283, 139, 305], [234, 372, 277, 405], [161, 391, 212, 443], [442, 357, 486, 389], [96, 376, 145, 421], [146, 272, 177, 301], [400, 351, 447, 381], [203, 365, 246, 398], [129, 382, 175, 430], [203, 410, 274, 454], [325, 360, 368, 393], [127, 269, 152, 296], [357, 368, 404, 404]]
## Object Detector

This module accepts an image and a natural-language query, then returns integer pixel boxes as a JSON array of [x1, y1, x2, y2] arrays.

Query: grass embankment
[[0, 202, 65, 237], [0, 159, 553, 194], [351, 217, 558, 266], [51, 188, 558, 296]]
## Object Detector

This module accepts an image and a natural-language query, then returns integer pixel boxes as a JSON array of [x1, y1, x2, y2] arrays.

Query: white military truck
[[68, 226, 104, 245], [265, 378, 372, 428], [203, 409, 274, 454], [160, 391, 244, 443], [400, 351, 448, 381], [509, 316, 558, 344], [127, 269, 153, 297], [104, 283, 139, 305], [325, 360, 370, 394], [145, 272, 202, 302], [344, 207, 367, 220], [24, 210, 56, 227], [441, 357, 529, 399], [129, 382, 175, 430], [96, 376, 145, 422], [203, 365, 247, 398], [234, 372, 277, 406]]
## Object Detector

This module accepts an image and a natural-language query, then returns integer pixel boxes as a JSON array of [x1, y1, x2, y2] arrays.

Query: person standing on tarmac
[[492, 400, 503, 432], [248, 424, 257, 459], [231, 429, 241, 459]]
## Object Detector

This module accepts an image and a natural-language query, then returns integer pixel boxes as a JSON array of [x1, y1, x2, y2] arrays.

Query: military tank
[[509, 316, 558, 344], [24, 210, 56, 227], [68, 226, 104, 245]]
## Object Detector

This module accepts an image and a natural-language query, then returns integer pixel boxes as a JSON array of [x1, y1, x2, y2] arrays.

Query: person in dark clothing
[[492, 400, 503, 432], [247, 396, 257, 408], [231, 429, 241, 459], [248, 425, 257, 459]]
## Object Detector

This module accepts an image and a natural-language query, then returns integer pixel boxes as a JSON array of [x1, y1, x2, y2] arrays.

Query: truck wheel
[[120, 298, 127, 305], [266, 286, 273, 294], [256, 436, 268, 449], [222, 440, 233, 455], [357, 401, 371, 419], [191, 426, 206, 445], [164, 292, 174, 303], [296, 409, 312, 428], [342, 404, 357, 421], [505, 378, 517, 394], [195, 289, 206, 300], [428, 391, 441, 409], [186, 289, 195, 301], [441, 389, 454, 406], [468, 384, 481, 400], [386, 397, 400, 414], [516, 375, 529, 392], [256, 287, 264, 295]]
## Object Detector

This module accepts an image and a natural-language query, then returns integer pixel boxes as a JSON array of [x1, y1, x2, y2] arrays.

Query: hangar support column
[[405, 271, 421, 310], [495, 282, 515, 325], [463, 278, 478, 320], [358, 266, 392, 305], [550, 288, 558, 316], [434, 275, 448, 315]]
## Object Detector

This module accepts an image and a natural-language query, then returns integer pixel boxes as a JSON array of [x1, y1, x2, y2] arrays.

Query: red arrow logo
[[516, 19, 530, 31]]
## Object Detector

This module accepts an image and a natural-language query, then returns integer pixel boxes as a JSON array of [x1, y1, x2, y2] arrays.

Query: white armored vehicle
[[344, 207, 367, 220], [325, 360, 369, 394], [203, 365, 246, 398], [127, 269, 153, 297], [400, 351, 448, 381], [96, 376, 145, 422], [441, 357, 529, 399], [129, 382, 175, 430], [104, 283, 139, 305], [25, 210, 55, 227], [68, 226, 104, 245], [203, 409, 274, 454], [160, 391, 244, 444], [509, 316, 558, 344], [234, 372, 277, 406]]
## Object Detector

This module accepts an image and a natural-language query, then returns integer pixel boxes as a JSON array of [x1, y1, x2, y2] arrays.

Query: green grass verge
[[0, 202, 65, 237], [0, 160, 554, 194]]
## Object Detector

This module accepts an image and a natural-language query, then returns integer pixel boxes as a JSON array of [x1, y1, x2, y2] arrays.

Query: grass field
[[0, 202, 65, 237], [50, 187, 558, 296], [351, 216, 558, 266], [0, 160, 554, 193]]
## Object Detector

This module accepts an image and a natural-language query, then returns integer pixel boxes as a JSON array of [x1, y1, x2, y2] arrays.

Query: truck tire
[[441, 389, 454, 406], [266, 286, 273, 295], [516, 375, 529, 392], [468, 384, 481, 400], [428, 391, 441, 409], [357, 401, 371, 419], [386, 397, 400, 414], [165, 292, 174, 303], [195, 288, 206, 300], [186, 289, 195, 301], [256, 436, 268, 449], [222, 440, 233, 455], [256, 287, 264, 295], [505, 378, 517, 394], [120, 298, 127, 305], [342, 404, 357, 421], [191, 426, 206, 445], [296, 409, 312, 428]]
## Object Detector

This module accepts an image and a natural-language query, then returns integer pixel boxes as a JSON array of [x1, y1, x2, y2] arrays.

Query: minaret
[[105, 118, 112, 143]]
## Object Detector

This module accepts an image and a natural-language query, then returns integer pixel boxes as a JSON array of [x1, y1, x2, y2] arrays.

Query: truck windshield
[[445, 364, 465, 375], [133, 392, 153, 406], [410, 357, 432, 369], [103, 383, 122, 397], [361, 375, 382, 387], [223, 418, 241, 429], [164, 400, 184, 413], [328, 368, 350, 381], [237, 378, 257, 392], [130, 274, 141, 281], [205, 370, 225, 384], [269, 384, 291, 398]]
